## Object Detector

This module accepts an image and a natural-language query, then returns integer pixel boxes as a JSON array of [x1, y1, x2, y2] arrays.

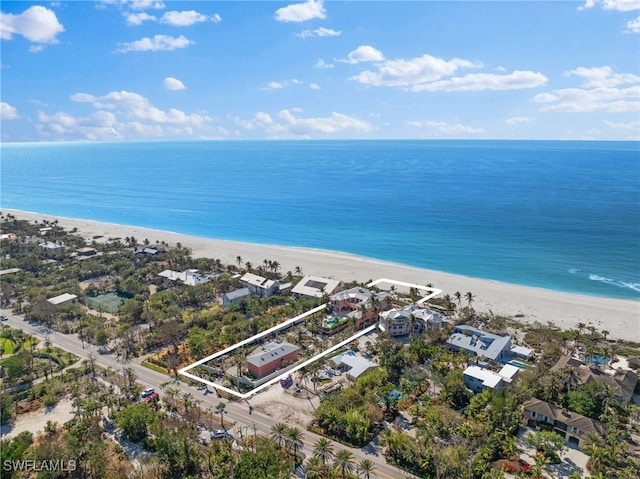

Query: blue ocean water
[[1, 140, 639, 299]]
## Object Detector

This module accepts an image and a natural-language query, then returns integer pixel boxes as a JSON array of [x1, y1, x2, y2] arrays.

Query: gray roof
[[246, 342, 299, 367], [523, 398, 607, 437], [381, 304, 442, 324], [446, 325, 511, 361], [224, 288, 251, 301], [330, 350, 378, 379]]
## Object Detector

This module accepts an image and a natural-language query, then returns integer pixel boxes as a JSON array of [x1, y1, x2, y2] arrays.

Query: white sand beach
[[4, 209, 639, 341]]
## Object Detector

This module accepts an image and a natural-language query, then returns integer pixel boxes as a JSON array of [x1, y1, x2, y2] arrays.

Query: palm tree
[[286, 426, 304, 467], [305, 456, 327, 479], [454, 291, 462, 310], [465, 291, 475, 310], [215, 402, 226, 429], [333, 449, 355, 478], [236, 256, 243, 269], [271, 422, 288, 449], [358, 459, 376, 479], [295, 265, 303, 277], [313, 437, 334, 465], [245, 261, 252, 272]]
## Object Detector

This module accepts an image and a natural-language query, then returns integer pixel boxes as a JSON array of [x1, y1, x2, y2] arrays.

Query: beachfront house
[[246, 342, 299, 378], [159, 269, 210, 286], [379, 304, 443, 337], [523, 398, 606, 449], [291, 275, 343, 298], [222, 288, 251, 306], [551, 354, 639, 402], [328, 350, 379, 381], [446, 325, 511, 362], [240, 273, 280, 298], [323, 286, 388, 333]]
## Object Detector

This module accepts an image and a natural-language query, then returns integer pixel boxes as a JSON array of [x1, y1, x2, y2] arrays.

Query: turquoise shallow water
[[1, 140, 639, 299]]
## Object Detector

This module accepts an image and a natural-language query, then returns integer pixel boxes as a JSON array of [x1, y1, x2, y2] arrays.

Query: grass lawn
[[143, 360, 168, 374], [1, 338, 16, 355]]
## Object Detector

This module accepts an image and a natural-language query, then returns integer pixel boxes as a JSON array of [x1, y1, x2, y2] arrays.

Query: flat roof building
[[47, 293, 78, 306], [240, 273, 280, 297], [446, 325, 511, 362], [291, 275, 343, 298], [246, 342, 299, 378]]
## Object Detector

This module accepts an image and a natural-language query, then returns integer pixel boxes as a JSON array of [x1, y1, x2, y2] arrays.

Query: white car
[[210, 429, 231, 440], [141, 387, 155, 398]]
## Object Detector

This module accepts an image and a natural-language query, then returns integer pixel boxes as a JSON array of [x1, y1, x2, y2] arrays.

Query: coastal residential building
[[47, 293, 78, 306], [446, 325, 511, 362], [523, 398, 606, 448], [222, 288, 251, 306], [463, 365, 504, 392], [246, 342, 299, 378], [134, 245, 166, 255], [379, 304, 443, 337], [328, 350, 379, 381], [321, 287, 389, 333], [551, 354, 639, 402], [291, 275, 343, 298], [159, 269, 210, 286], [240, 273, 280, 298], [39, 241, 66, 250]]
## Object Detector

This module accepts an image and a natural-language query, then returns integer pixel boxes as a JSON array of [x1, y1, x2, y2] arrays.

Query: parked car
[[210, 429, 231, 440], [144, 392, 159, 403], [280, 374, 293, 388], [141, 387, 155, 398], [0, 315, 8, 321]]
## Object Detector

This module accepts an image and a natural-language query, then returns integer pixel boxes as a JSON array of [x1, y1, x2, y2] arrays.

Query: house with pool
[[322, 286, 390, 334]]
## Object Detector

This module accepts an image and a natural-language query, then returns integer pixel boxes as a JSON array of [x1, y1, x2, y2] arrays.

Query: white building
[[379, 304, 442, 337], [290, 275, 343, 298], [159, 269, 210, 286], [240, 273, 280, 297]]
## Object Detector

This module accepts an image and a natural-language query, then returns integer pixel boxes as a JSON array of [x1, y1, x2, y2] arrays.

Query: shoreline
[[3, 209, 639, 341]]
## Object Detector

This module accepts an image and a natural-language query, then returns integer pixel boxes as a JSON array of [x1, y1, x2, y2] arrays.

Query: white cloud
[[626, 15, 640, 31], [296, 27, 341, 38], [235, 109, 372, 138], [117, 34, 193, 52], [506, 116, 534, 125], [161, 10, 216, 26], [129, 0, 165, 10], [411, 71, 548, 92], [343, 45, 385, 64], [604, 119, 640, 132], [351, 53, 479, 87], [260, 79, 305, 90], [315, 58, 334, 69], [309, 83, 321, 90], [567, 66, 640, 87], [534, 66, 640, 112], [407, 120, 484, 136], [0, 5, 64, 43], [36, 89, 216, 141], [125, 12, 156, 26], [275, 0, 326, 22], [28, 45, 44, 54], [348, 49, 547, 93], [163, 77, 186, 90], [579, 0, 640, 11], [1, 102, 18, 120]]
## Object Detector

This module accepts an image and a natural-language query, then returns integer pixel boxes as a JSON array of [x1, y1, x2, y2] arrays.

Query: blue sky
[[1, 0, 639, 141]]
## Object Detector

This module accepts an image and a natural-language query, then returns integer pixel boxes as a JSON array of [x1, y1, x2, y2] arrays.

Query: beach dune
[[4, 209, 639, 341]]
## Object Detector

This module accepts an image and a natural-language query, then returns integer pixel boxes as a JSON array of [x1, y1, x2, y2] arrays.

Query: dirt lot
[[0, 398, 75, 440], [249, 372, 326, 428]]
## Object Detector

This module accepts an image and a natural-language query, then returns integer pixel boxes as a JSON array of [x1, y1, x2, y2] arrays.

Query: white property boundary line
[[179, 278, 442, 399]]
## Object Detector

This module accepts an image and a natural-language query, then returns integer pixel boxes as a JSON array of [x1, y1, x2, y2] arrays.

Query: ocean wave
[[588, 274, 640, 293]]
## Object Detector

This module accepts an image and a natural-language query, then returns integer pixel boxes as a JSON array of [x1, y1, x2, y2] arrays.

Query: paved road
[[1, 309, 418, 479]]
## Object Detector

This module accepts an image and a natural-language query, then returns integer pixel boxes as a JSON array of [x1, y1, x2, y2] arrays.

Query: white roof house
[[47, 293, 78, 306], [446, 325, 512, 362], [159, 269, 210, 286], [240, 273, 280, 297], [463, 365, 504, 392], [329, 350, 379, 380], [291, 275, 343, 298], [498, 364, 520, 383], [379, 304, 443, 336]]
